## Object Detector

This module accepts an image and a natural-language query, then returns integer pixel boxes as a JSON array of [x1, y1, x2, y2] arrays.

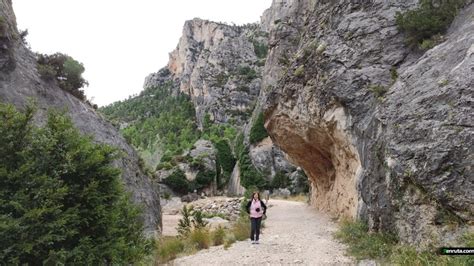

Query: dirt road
[[172, 199, 354, 265]]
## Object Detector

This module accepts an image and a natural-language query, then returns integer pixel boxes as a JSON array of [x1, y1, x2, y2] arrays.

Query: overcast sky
[[13, 0, 272, 107]]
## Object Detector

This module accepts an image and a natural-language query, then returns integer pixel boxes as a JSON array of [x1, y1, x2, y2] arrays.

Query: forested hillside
[[101, 82, 200, 168]]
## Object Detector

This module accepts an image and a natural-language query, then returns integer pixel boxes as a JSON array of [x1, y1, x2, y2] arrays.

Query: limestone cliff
[[144, 18, 300, 194], [0, 0, 161, 236], [263, 0, 473, 247], [146, 19, 266, 127]]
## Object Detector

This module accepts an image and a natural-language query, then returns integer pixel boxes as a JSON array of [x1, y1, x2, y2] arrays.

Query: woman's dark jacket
[[245, 199, 267, 215]]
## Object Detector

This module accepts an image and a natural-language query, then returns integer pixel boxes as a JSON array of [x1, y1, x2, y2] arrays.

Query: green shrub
[[203, 113, 213, 133], [163, 169, 190, 194], [237, 66, 258, 82], [294, 65, 305, 77], [195, 169, 215, 190], [390, 67, 398, 82], [156, 161, 173, 171], [155, 237, 185, 263], [249, 112, 268, 144], [369, 84, 388, 98], [37, 64, 56, 81], [215, 72, 229, 87], [177, 205, 193, 237], [215, 139, 236, 174], [202, 212, 228, 220], [163, 192, 171, 200], [191, 210, 209, 229], [271, 171, 290, 188], [253, 41, 268, 59], [212, 226, 226, 246], [0, 104, 149, 264], [36, 53, 88, 100], [234, 133, 245, 157], [236, 132, 268, 190], [395, 0, 465, 47], [419, 38, 436, 50], [189, 229, 211, 250], [239, 148, 268, 189]]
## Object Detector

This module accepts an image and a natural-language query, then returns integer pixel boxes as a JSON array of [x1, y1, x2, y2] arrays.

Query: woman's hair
[[251, 191, 261, 200]]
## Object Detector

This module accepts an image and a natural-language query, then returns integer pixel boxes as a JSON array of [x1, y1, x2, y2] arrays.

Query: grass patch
[[155, 237, 186, 263], [231, 215, 251, 241], [202, 211, 228, 220], [335, 219, 397, 260], [189, 228, 211, 250], [336, 220, 474, 265], [153, 215, 254, 262], [223, 235, 236, 250], [212, 226, 226, 246]]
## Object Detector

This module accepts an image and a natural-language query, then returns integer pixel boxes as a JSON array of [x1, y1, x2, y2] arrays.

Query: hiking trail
[[172, 199, 354, 265]]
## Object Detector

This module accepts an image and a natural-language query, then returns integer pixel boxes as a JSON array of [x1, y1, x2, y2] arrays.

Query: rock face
[[190, 197, 243, 221], [146, 19, 266, 127], [263, 0, 473, 248], [145, 17, 298, 195], [228, 162, 246, 196], [0, 0, 161, 236], [157, 139, 218, 196], [250, 137, 296, 175], [187, 139, 217, 173]]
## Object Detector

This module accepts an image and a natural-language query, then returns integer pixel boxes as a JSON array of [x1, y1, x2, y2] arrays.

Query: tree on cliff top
[[36, 53, 88, 100]]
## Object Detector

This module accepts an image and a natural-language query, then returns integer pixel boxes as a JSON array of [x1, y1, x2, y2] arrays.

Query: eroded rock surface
[[263, 0, 473, 247]]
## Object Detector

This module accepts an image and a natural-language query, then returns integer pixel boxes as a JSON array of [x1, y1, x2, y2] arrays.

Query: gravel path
[[172, 199, 354, 265]]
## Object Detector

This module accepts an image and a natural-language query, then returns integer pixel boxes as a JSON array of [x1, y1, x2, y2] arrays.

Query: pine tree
[[0, 103, 150, 264]]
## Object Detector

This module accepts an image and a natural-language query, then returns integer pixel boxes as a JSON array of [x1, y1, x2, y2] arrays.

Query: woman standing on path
[[246, 192, 267, 244]]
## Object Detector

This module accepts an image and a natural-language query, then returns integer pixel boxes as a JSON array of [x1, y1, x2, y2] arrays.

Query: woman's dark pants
[[250, 217, 262, 241]]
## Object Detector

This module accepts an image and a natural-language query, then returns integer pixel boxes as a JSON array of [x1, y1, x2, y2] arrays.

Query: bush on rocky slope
[[0, 103, 150, 264], [249, 112, 268, 144], [396, 0, 467, 48], [36, 53, 88, 100]]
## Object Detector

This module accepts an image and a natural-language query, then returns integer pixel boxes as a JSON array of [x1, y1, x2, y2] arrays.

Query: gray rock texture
[[145, 17, 298, 196], [157, 139, 218, 195], [146, 19, 266, 128], [188, 139, 217, 171], [227, 162, 246, 196], [263, 0, 473, 248], [0, 0, 161, 236], [250, 136, 297, 176]]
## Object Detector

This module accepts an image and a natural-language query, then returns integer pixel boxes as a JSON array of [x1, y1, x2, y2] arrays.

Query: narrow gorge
[[141, 0, 473, 249], [1, 0, 473, 262]]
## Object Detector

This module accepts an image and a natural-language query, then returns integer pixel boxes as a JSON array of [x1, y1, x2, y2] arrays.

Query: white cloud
[[13, 0, 272, 106]]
